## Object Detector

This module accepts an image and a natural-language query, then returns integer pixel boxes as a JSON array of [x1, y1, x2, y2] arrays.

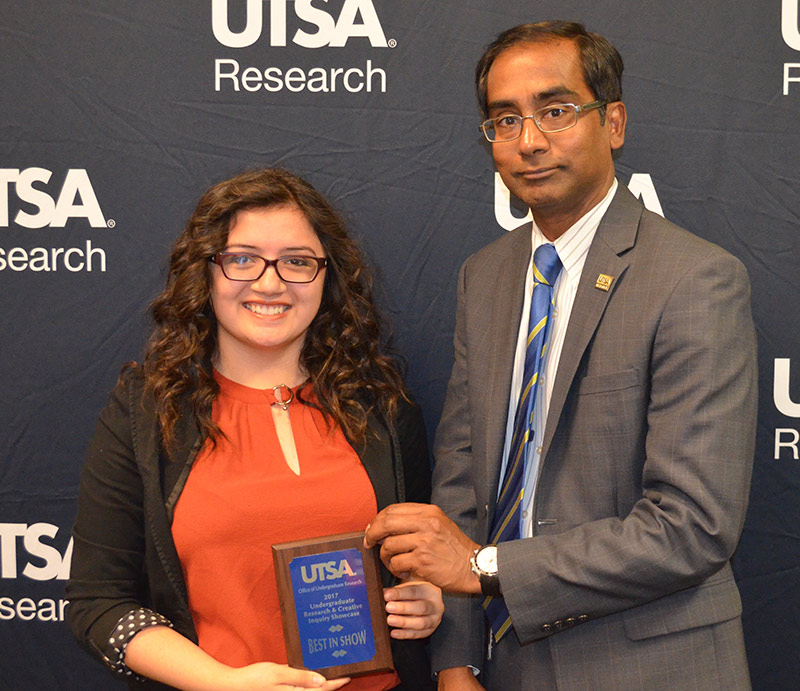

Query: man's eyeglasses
[[210, 253, 328, 283], [479, 100, 608, 142]]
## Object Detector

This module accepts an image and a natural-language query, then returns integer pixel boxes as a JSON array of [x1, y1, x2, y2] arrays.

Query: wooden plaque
[[272, 531, 394, 679]]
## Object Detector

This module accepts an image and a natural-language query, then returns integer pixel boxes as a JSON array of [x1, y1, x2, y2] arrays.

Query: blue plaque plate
[[290, 548, 375, 669], [272, 532, 394, 678]]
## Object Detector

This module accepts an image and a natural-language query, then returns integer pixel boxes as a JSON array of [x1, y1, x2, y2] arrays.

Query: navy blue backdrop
[[1, 1, 798, 688]]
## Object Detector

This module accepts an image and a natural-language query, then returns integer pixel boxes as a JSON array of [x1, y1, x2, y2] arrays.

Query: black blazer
[[67, 368, 434, 690]]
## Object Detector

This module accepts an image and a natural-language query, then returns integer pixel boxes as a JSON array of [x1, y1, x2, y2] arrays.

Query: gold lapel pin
[[595, 274, 614, 292]]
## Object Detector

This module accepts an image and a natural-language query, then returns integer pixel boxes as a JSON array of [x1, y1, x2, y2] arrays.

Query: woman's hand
[[124, 625, 349, 691], [383, 580, 443, 639], [230, 662, 350, 690]]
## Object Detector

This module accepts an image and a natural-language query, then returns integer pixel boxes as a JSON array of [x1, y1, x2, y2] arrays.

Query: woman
[[67, 169, 441, 691]]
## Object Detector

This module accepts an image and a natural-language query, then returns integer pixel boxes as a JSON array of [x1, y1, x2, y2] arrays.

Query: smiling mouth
[[244, 303, 289, 316]]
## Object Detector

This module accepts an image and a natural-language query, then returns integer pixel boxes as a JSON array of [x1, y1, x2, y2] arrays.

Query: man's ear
[[606, 101, 627, 150]]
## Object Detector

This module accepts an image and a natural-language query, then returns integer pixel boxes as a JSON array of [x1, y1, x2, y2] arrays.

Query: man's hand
[[438, 666, 486, 690], [364, 503, 481, 594]]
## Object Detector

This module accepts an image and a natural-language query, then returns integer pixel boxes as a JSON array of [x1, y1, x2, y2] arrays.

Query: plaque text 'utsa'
[[301, 559, 357, 583]]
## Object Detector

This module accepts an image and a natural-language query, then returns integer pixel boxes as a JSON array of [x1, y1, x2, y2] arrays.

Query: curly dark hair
[[138, 168, 407, 450], [475, 20, 624, 120]]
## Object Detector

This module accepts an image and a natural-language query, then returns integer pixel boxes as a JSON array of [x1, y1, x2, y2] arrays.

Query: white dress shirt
[[498, 179, 618, 538]]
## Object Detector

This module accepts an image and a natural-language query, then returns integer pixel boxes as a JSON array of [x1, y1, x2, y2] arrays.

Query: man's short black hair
[[475, 20, 624, 119]]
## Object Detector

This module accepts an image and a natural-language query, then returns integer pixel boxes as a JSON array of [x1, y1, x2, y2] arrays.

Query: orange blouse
[[172, 372, 400, 690]]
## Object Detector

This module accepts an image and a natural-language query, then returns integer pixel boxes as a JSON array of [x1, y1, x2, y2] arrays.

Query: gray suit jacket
[[430, 186, 757, 690]]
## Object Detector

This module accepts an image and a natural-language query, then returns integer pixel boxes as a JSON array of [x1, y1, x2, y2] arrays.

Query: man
[[365, 21, 757, 690]]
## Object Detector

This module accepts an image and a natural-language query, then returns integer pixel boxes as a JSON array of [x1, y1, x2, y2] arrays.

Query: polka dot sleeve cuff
[[106, 608, 173, 679]]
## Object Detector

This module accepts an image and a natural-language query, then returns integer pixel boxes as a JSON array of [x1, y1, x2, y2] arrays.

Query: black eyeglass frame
[[210, 253, 328, 283]]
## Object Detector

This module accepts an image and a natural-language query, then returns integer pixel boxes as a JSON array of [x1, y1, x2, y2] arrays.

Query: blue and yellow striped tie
[[484, 242, 562, 642]]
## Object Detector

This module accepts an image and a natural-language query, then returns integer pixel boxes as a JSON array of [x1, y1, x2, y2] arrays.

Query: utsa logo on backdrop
[[0, 168, 110, 273], [0, 522, 71, 623], [494, 173, 665, 231], [1, 168, 107, 229], [212, 0, 393, 94], [773, 358, 800, 460], [782, 0, 800, 94]]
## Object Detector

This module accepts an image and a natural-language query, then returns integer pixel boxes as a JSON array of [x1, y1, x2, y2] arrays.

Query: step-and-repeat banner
[[2, 1, 798, 688]]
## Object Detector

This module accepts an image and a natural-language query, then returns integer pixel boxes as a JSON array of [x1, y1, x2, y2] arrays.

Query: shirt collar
[[531, 178, 618, 279]]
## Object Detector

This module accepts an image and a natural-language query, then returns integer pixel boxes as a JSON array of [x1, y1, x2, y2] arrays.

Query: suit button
[[484, 503, 489, 516], [553, 620, 564, 631], [565, 617, 577, 627], [541, 623, 552, 633], [578, 614, 589, 622]]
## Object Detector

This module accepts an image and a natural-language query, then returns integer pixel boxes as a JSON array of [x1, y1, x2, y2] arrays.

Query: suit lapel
[[484, 225, 533, 512], [540, 187, 644, 461]]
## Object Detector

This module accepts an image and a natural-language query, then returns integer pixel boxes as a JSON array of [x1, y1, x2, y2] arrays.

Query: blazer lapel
[[358, 411, 398, 510], [127, 376, 199, 613], [540, 186, 643, 461]]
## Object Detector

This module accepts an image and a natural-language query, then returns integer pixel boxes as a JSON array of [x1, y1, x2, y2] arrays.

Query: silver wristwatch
[[470, 544, 501, 597]]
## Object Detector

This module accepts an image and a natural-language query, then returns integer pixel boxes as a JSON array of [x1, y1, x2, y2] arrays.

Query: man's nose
[[518, 116, 548, 154]]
